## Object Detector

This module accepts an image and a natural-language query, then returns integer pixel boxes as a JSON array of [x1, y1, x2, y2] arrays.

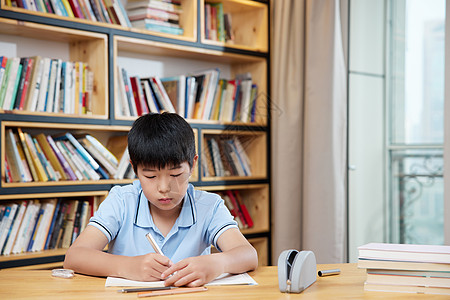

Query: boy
[[64, 112, 258, 287]]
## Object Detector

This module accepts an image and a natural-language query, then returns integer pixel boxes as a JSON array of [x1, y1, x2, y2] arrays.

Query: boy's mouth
[[159, 198, 172, 204]]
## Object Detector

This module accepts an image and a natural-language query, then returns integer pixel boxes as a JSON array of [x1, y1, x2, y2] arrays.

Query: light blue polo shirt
[[88, 181, 238, 263]]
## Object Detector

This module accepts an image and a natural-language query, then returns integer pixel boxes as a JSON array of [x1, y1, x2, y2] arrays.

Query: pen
[[146, 232, 164, 255], [137, 286, 207, 298], [118, 287, 175, 293], [318, 269, 341, 277]]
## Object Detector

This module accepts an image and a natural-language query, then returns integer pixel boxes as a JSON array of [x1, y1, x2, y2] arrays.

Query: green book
[[0, 59, 12, 107], [9, 63, 23, 110]]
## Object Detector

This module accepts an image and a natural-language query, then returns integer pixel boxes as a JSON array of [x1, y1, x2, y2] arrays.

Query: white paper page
[[105, 272, 257, 287]]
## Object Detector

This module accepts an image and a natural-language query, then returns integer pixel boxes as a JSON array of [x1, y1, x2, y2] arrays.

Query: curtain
[[271, 0, 348, 264]]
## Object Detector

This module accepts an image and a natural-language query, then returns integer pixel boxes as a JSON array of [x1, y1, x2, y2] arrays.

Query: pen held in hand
[[146, 233, 164, 255]]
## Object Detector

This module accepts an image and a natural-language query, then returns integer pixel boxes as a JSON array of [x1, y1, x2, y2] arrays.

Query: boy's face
[[137, 157, 197, 214]]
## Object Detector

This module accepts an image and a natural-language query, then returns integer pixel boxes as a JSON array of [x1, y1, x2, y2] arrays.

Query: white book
[[199, 69, 219, 120], [63, 62, 73, 114], [36, 57, 51, 112], [2, 57, 21, 110], [64, 141, 99, 180], [2, 201, 27, 255], [31, 200, 56, 252], [81, 140, 117, 176], [26, 57, 45, 111], [239, 79, 252, 122], [12, 201, 39, 254], [55, 141, 84, 180], [85, 135, 119, 167], [45, 59, 58, 113], [0, 205, 17, 252], [232, 137, 252, 176], [6, 129, 28, 182], [185, 77, 196, 119], [52, 59, 62, 113], [141, 79, 158, 113], [116, 66, 130, 116], [115, 148, 130, 179]]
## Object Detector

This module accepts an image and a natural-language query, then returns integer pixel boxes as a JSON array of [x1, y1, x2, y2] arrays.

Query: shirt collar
[[134, 183, 197, 229]]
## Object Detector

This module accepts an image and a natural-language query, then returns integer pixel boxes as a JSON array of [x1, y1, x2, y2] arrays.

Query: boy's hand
[[161, 255, 224, 287], [124, 253, 172, 282]]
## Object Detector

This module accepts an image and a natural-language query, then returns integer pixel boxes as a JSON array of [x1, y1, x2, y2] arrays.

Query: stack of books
[[204, 2, 234, 43], [358, 243, 450, 295], [4, 129, 133, 183], [0, 56, 94, 115], [0, 197, 101, 255], [6, 0, 131, 27], [126, 0, 183, 35], [218, 190, 253, 230], [202, 136, 252, 178], [117, 67, 259, 123]]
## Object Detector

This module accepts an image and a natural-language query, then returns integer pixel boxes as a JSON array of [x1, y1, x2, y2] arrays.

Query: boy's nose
[[158, 179, 171, 194]]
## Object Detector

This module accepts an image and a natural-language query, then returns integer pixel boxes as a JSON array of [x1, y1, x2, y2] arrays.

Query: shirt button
[[159, 237, 164, 242]]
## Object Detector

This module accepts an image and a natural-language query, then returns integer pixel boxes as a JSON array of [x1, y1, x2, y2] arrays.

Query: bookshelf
[[0, 0, 270, 268]]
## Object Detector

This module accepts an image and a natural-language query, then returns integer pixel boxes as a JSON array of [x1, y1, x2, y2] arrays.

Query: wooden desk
[[0, 263, 447, 299]]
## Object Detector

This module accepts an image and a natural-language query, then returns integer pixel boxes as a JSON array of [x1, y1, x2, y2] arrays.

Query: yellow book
[[35, 133, 68, 181], [17, 128, 48, 182], [61, 0, 75, 18]]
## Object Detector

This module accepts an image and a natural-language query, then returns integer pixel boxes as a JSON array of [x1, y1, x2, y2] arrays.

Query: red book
[[224, 190, 247, 228], [68, 0, 85, 19], [234, 191, 254, 228], [129, 77, 143, 116], [18, 58, 35, 110]]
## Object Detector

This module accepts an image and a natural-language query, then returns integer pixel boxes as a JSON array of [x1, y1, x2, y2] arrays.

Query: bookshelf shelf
[[0, 0, 270, 268]]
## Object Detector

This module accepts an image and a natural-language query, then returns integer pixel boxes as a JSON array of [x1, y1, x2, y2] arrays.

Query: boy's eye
[[171, 173, 183, 177], [144, 175, 156, 179]]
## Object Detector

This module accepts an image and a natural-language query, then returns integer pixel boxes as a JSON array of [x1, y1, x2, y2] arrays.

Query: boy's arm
[[161, 228, 258, 287], [63, 225, 172, 281]]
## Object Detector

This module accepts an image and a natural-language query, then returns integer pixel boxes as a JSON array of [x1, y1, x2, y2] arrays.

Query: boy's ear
[[191, 155, 199, 174]]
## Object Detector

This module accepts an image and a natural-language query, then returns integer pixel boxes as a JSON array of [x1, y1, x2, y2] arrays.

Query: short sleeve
[[205, 195, 238, 250], [88, 186, 127, 242]]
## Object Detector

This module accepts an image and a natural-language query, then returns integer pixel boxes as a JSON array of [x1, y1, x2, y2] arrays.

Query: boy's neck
[[150, 199, 184, 237]]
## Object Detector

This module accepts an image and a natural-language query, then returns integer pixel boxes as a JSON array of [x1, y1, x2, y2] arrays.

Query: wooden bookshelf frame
[[0, 0, 271, 267], [0, 17, 109, 119]]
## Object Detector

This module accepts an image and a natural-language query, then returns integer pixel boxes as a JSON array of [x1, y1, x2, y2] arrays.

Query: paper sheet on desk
[[105, 272, 257, 287]]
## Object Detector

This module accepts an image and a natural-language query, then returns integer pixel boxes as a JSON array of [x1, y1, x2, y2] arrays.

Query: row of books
[[358, 243, 450, 295], [218, 190, 253, 230], [4, 128, 134, 183], [204, 2, 234, 43], [127, 0, 184, 35], [8, 0, 132, 27], [0, 198, 99, 255], [117, 67, 259, 123], [0, 56, 94, 115], [202, 136, 252, 178]]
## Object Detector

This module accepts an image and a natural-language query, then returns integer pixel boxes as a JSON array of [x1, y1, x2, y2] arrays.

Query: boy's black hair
[[128, 112, 196, 173]]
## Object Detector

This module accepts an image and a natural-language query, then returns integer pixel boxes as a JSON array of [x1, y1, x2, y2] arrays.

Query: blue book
[[58, 132, 109, 179], [44, 200, 61, 250], [26, 207, 44, 252]]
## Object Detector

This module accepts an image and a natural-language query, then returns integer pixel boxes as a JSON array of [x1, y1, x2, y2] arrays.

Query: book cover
[[25, 56, 44, 112], [44, 199, 61, 250], [26, 205, 44, 252], [358, 243, 450, 264], [13, 57, 29, 110], [47, 135, 78, 180], [141, 79, 160, 113], [358, 258, 450, 272], [0, 203, 19, 254], [364, 282, 450, 295], [129, 76, 147, 115], [48, 201, 68, 249], [16, 58, 34, 110], [161, 75, 186, 117], [19, 129, 49, 182], [2, 57, 21, 110], [35, 133, 68, 180], [31, 199, 57, 252], [2, 200, 28, 255], [35, 57, 51, 112], [4, 129, 23, 182], [61, 200, 79, 248], [33, 137, 58, 181]]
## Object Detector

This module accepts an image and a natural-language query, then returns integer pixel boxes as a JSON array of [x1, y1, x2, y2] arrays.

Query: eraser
[[52, 268, 74, 279]]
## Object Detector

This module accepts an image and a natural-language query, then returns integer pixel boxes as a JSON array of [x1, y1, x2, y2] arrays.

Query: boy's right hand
[[123, 253, 172, 282]]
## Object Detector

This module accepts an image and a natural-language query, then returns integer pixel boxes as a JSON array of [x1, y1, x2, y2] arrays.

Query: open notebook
[[105, 272, 257, 287]]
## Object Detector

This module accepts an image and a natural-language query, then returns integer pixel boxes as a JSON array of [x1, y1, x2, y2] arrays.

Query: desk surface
[[0, 263, 448, 299]]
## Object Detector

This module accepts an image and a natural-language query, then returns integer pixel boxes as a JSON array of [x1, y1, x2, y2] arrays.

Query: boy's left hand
[[161, 255, 224, 287]]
